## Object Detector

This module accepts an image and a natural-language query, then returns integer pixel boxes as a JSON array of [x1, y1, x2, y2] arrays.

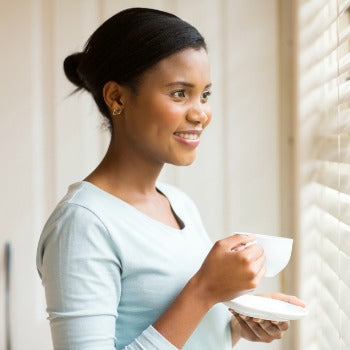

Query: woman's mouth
[[175, 132, 199, 140], [173, 130, 201, 147]]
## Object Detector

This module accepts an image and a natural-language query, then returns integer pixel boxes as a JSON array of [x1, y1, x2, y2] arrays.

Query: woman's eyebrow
[[164, 81, 212, 88]]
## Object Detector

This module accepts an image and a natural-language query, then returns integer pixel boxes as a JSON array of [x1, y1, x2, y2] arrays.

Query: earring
[[112, 107, 123, 116]]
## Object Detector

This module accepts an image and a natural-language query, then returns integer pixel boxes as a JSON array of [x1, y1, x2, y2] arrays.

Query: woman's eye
[[201, 90, 212, 100], [171, 90, 186, 99]]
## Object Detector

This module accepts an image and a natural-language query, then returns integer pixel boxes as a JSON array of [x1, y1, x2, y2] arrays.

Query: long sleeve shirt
[[36, 180, 233, 349]]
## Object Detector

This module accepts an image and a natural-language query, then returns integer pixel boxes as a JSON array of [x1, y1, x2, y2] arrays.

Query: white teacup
[[234, 232, 293, 277]]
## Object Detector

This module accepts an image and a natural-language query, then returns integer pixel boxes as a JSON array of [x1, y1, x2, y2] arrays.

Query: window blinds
[[297, 0, 350, 349]]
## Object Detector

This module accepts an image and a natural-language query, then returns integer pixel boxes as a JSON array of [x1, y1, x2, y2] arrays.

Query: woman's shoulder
[[37, 181, 114, 252], [52, 180, 129, 220], [41, 182, 102, 226], [36, 182, 120, 275]]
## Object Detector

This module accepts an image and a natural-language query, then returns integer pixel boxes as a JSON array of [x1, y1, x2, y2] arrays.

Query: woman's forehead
[[143, 48, 211, 86]]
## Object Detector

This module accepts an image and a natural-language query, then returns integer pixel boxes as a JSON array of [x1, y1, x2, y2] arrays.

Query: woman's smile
[[173, 129, 202, 147]]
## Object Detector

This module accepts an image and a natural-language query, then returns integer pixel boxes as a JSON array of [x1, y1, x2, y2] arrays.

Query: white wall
[[0, 1, 282, 349]]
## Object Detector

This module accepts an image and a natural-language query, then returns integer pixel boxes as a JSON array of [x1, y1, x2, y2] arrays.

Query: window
[[296, 0, 350, 349]]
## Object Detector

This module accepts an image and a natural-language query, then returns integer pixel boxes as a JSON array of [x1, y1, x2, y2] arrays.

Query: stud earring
[[112, 107, 123, 116]]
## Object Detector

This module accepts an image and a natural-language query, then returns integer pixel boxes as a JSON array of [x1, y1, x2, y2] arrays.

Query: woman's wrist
[[187, 273, 216, 310], [152, 275, 215, 348]]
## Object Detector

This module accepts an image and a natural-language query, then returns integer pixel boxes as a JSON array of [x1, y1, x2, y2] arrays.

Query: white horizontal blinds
[[297, 0, 350, 349]]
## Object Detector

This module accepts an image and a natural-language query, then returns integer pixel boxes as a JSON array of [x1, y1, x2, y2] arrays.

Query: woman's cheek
[[157, 102, 185, 126]]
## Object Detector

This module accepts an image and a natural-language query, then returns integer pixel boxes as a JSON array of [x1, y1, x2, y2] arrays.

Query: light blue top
[[36, 181, 233, 349]]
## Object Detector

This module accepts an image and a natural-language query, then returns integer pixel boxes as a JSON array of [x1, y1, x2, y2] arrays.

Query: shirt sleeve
[[36, 203, 178, 350], [124, 326, 178, 350]]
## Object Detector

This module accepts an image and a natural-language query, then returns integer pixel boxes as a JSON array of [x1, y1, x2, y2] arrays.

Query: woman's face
[[118, 47, 212, 166]]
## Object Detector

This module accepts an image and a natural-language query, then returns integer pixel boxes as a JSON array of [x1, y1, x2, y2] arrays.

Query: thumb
[[258, 293, 306, 308]]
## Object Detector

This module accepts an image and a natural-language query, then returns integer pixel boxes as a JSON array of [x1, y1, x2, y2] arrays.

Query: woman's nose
[[186, 105, 209, 125]]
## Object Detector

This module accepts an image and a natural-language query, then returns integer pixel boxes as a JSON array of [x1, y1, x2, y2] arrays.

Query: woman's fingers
[[232, 313, 260, 342], [229, 309, 288, 343], [237, 242, 264, 261], [255, 253, 267, 277], [255, 319, 285, 339], [246, 315, 289, 334], [258, 292, 306, 308], [274, 321, 289, 332], [197, 234, 267, 303], [252, 318, 289, 332], [220, 233, 257, 251], [241, 316, 275, 342]]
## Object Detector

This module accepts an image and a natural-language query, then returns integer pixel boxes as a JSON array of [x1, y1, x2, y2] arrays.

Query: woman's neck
[[83, 138, 164, 199]]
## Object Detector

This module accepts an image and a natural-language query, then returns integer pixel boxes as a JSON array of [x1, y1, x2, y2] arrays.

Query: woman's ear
[[103, 81, 125, 112]]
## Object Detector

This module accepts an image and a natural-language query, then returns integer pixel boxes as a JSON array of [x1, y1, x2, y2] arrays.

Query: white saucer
[[224, 295, 308, 321]]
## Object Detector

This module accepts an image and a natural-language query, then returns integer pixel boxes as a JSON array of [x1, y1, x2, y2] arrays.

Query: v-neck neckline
[[74, 180, 186, 233]]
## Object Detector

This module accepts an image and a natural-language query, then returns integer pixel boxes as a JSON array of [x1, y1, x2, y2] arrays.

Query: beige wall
[[0, 1, 283, 349]]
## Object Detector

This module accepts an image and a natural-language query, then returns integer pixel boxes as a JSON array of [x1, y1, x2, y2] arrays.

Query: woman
[[36, 8, 304, 349]]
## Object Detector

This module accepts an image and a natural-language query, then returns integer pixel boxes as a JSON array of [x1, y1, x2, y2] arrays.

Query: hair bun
[[63, 52, 87, 90]]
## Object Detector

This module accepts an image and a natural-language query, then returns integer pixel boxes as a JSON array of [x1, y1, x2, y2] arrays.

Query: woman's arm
[[37, 204, 121, 349], [153, 234, 266, 348], [152, 274, 214, 348]]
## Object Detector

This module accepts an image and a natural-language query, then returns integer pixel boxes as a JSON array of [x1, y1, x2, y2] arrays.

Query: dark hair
[[63, 7, 207, 133]]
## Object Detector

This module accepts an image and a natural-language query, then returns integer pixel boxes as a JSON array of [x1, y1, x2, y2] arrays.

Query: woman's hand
[[192, 234, 266, 306], [229, 293, 306, 345]]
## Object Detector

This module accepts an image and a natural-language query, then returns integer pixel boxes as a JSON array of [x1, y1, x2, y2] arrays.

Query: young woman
[[36, 8, 304, 349]]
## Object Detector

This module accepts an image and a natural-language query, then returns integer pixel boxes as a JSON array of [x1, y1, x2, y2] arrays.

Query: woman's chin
[[169, 155, 196, 166]]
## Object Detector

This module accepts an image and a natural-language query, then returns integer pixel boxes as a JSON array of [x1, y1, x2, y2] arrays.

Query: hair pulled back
[[63, 7, 207, 133]]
